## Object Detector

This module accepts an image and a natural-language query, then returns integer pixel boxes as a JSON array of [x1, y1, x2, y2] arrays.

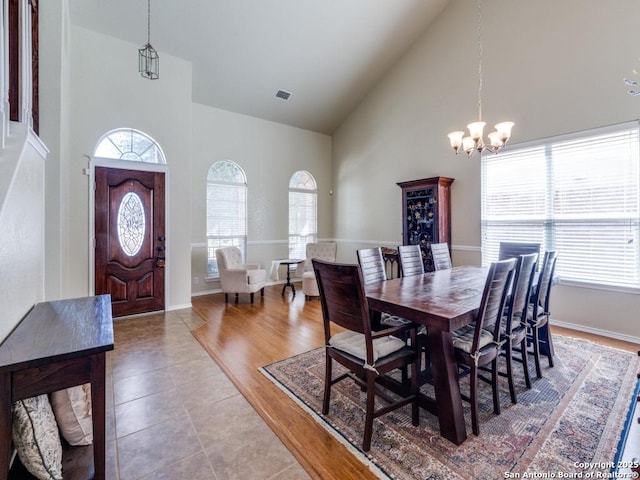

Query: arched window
[[207, 161, 248, 278], [93, 128, 166, 164], [289, 170, 317, 259]]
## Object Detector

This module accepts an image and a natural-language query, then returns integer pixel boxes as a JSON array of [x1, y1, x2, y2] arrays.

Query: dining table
[[365, 265, 489, 445]]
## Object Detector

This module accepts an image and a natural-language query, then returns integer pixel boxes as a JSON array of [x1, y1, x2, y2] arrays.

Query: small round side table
[[278, 259, 304, 296]]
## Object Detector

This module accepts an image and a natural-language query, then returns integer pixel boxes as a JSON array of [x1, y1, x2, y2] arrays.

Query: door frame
[[88, 157, 170, 305]]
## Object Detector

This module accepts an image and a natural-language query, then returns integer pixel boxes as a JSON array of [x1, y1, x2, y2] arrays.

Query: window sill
[[558, 278, 640, 295]]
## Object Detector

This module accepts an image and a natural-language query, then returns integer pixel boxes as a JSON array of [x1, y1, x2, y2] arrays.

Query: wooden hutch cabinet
[[397, 177, 454, 272]]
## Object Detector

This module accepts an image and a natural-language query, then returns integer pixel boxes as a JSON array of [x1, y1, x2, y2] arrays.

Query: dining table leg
[[427, 328, 467, 445]]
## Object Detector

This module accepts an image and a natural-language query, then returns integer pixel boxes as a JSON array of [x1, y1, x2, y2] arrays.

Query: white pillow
[[50, 384, 93, 446], [12, 395, 63, 480]]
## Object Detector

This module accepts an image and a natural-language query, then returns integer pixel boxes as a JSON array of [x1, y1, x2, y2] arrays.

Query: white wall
[[332, 0, 640, 341], [66, 26, 193, 310], [190, 103, 332, 294], [0, 125, 47, 342], [39, 0, 70, 301]]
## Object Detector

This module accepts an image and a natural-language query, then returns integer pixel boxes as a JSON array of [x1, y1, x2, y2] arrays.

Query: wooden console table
[[0, 295, 114, 480]]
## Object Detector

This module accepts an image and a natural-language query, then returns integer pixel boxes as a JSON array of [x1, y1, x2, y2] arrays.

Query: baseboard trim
[[551, 318, 640, 345]]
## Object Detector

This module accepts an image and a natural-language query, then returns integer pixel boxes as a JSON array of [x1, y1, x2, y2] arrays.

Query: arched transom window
[[288, 170, 317, 259], [207, 161, 248, 278], [93, 128, 166, 164]]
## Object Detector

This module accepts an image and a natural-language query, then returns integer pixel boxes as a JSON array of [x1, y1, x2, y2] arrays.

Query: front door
[[95, 167, 165, 317]]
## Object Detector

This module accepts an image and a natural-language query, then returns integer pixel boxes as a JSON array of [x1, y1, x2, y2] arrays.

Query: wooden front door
[[95, 167, 165, 317]]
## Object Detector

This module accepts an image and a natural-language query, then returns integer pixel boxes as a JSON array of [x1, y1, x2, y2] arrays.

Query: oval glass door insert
[[117, 192, 146, 256]]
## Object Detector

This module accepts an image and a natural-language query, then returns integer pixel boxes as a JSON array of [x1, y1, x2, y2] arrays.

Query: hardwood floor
[[191, 283, 639, 479]]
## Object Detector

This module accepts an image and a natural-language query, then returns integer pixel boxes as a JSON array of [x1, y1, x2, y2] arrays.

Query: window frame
[[206, 160, 248, 280], [288, 170, 318, 260], [93, 128, 166, 164], [481, 121, 640, 293]]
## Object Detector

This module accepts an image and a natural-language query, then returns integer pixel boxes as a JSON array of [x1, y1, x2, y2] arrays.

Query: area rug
[[260, 336, 640, 480]]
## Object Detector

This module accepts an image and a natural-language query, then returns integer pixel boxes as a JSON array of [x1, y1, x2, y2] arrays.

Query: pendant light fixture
[[138, 0, 159, 80], [448, 0, 513, 157]]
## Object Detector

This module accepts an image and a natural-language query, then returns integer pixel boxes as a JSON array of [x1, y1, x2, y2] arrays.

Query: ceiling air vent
[[275, 89, 292, 101]]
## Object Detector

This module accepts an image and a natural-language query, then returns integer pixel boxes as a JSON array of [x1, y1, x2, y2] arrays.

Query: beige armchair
[[215, 246, 266, 303], [299, 242, 337, 299]]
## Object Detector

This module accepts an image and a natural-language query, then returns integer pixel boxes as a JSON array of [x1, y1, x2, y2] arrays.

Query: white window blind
[[482, 121, 640, 290], [288, 171, 317, 259], [206, 161, 247, 279]]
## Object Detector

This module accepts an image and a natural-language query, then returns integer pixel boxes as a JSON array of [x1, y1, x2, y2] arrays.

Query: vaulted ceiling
[[69, 0, 450, 134]]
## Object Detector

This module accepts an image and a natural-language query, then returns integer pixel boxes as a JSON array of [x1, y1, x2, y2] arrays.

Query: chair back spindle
[[356, 248, 387, 284], [498, 242, 541, 262], [398, 245, 424, 277], [532, 251, 558, 317], [430, 243, 452, 271], [474, 258, 517, 348], [505, 252, 539, 333]]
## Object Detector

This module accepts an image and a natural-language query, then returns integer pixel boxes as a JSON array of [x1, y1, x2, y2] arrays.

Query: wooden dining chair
[[397, 244, 430, 365], [356, 247, 419, 380], [451, 258, 517, 436], [356, 248, 413, 330], [498, 241, 541, 261], [429, 243, 452, 270], [398, 245, 424, 277], [500, 252, 538, 404], [527, 250, 558, 378], [312, 259, 419, 451], [357, 248, 387, 283]]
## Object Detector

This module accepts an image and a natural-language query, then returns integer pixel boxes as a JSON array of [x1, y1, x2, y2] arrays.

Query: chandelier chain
[[447, 0, 513, 156], [147, 0, 151, 45]]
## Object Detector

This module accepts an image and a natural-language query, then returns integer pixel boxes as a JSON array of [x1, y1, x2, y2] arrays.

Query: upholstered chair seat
[[301, 270, 319, 297], [328, 331, 407, 362], [451, 325, 494, 354]]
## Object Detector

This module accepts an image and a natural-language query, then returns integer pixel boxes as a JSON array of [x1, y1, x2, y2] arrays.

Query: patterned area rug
[[260, 336, 640, 480]]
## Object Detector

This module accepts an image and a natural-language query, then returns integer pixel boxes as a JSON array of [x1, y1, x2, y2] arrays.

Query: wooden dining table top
[[365, 265, 489, 332]]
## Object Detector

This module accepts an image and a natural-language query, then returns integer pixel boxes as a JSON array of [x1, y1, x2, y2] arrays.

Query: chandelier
[[447, 0, 513, 157], [138, 0, 159, 80]]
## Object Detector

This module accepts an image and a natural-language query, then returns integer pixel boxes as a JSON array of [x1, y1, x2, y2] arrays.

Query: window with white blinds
[[482, 121, 640, 290], [206, 161, 247, 279], [288, 171, 317, 259]]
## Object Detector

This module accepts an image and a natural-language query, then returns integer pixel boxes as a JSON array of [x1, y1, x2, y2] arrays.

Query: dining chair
[[397, 245, 429, 366], [527, 250, 558, 378], [451, 257, 517, 436], [356, 247, 419, 382], [500, 252, 538, 404], [498, 241, 541, 261], [398, 245, 424, 277], [356, 248, 413, 330], [312, 259, 419, 452], [429, 242, 452, 270]]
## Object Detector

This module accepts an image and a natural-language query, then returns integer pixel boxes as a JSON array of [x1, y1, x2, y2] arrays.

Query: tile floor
[[106, 308, 310, 480]]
